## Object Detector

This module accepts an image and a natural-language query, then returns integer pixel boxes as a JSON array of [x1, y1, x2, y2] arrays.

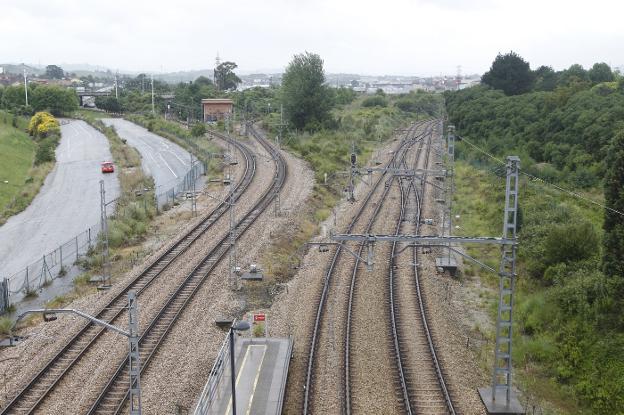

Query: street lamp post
[[229, 320, 250, 415], [14, 292, 142, 414]]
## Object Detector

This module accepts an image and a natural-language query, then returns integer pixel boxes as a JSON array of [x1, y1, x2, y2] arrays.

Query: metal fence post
[[25, 265, 29, 294], [88, 228, 92, 250], [76, 236, 79, 261], [60, 245, 63, 269], [0, 279, 9, 314], [128, 291, 142, 414]]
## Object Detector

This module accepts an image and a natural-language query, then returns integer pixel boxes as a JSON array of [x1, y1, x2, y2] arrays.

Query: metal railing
[[193, 332, 231, 415]]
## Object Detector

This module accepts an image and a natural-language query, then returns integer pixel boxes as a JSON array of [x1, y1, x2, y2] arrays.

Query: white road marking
[[159, 153, 178, 178], [166, 149, 189, 167]]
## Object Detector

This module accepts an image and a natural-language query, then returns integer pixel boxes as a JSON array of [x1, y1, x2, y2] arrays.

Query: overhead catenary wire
[[457, 134, 624, 218]]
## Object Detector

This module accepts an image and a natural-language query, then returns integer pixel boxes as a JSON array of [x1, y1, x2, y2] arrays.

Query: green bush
[[543, 222, 599, 267], [34, 136, 59, 165], [361, 95, 387, 108]]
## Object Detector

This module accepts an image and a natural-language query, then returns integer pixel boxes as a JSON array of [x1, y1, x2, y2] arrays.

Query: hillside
[[445, 61, 624, 413]]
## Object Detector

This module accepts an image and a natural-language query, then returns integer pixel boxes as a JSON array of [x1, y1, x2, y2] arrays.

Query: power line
[[457, 134, 624, 218]]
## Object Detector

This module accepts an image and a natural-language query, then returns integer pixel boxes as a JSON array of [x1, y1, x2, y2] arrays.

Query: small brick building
[[202, 98, 233, 122]]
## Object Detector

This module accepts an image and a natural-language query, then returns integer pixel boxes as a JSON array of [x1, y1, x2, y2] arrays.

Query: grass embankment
[[0, 112, 57, 225], [452, 160, 622, 414], [247, 95, 440, 307]]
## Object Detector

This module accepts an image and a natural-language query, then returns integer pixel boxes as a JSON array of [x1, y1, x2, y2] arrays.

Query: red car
[[101, 161, 115, 174]]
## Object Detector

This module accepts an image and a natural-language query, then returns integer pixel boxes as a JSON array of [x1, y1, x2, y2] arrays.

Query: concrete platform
[[212, 337, 292, 415], [479, 387, 525, 414]]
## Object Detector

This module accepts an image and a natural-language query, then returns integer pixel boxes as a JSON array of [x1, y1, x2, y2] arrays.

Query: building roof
[[201, 98, 234, 104]]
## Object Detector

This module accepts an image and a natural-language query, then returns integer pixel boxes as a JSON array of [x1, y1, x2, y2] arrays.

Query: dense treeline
[[446, 53, 624, 413], [445, 80, 624, 188], [0, 84, 78, 116]]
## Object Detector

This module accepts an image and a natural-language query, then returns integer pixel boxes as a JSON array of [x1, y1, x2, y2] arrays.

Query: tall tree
[[533, 65, 558, 91], [559, 63, 589, 86], [481, 51, 534, 95], [31, 85, 78, 116], [588, 62, 615, 84], [45, 65, 64, 79], [214, 61, 241, 91], [281, 51, 332, 131], [603, 130, 624, 280]]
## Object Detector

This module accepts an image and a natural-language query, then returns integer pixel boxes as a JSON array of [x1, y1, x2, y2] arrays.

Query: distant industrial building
[[202, 98, 233, 122]]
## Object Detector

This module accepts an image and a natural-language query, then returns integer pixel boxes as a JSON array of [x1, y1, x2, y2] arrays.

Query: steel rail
[[302, 120, 430, 415], [87, 124, 287, 414], [344, 126, 422, 414], [389, 120, 456, 414], [1, 132, 256, 415]]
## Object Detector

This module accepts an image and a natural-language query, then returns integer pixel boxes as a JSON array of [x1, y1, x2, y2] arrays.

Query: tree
[[588, 62, 615, 84], [533, 65, 558, 91], [1, 85, 29, 109], [362, 95, 387, 107], [281, 52, 333, 131], [481, 51, 534, 95], [603, 130, 624, 279], [559, 64, 589, 86], [195, 76, 213, 87], [45, 65, 64, 79], [31, 85, 78, 116], [214, 61, 241, 91], [95, 96, 123, 113]]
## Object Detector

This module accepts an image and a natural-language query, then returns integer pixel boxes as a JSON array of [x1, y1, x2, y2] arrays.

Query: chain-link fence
[[4, 224, 100, 304], [1, 161, 206, 313], [155, 160, 206, 210]]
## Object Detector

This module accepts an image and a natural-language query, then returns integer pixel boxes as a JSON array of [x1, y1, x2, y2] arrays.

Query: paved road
[[102, 119, 193, 194], [0, 119, 120, 289]]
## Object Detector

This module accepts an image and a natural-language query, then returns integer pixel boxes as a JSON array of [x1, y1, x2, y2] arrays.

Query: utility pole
[[190, 153, 197, 217], [23, 69, 28, 107], [479, 156, 523, 412], [100, 180, 111, 288], [447, 125, 455, 263], [228, 179, 237, 289], [348, 141, 357, 202], [150, 74, 155, 115], [114, 72, 119, 99], [127, 291, 142, 415]]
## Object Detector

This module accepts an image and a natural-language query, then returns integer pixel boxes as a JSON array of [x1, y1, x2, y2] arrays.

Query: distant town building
[[202, 98, 233, 122]]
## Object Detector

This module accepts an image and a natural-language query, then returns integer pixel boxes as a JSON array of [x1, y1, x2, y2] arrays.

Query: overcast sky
[[2, 0, 623, 76]]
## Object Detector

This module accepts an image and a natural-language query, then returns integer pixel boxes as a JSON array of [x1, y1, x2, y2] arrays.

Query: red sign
[[253, 313, 266, 322]]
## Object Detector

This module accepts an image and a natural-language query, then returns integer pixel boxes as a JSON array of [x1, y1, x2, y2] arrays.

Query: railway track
[[87, 123, 287, 414], [303, 120, 428, 414], [2, 131, 258, 414], [344, 123, 432, 414], [388, 120, 456, 414]]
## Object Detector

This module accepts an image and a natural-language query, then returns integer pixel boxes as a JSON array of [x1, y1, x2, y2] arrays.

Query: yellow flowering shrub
[[28, 112, 60, 139]]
